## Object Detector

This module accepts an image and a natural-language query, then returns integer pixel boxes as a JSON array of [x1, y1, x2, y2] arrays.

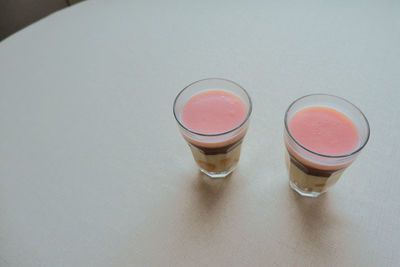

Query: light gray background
[[1, 0, 399, 266]]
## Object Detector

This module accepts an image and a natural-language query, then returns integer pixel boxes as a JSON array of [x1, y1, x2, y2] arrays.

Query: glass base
[[200, 167, 235, 178], [289, 181, 324, 197]]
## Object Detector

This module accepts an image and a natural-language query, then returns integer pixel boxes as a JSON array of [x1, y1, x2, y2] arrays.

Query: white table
[[1, 0, 399, 266]]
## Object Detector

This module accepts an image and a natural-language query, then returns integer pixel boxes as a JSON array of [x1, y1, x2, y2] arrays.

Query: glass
[[284, 94, 370, 197], [173, 78, 252, 178]]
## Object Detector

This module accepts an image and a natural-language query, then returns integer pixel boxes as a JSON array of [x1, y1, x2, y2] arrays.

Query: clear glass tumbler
[[284, 94, 370, 197], [173, 78, 252, 178]]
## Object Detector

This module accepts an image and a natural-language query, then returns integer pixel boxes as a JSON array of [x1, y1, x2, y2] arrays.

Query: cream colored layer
[[189, 143, 242, 173], [286, 153, 344, 193]]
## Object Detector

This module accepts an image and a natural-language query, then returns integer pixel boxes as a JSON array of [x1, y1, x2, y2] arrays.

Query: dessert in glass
[[284, 94, 370, 197], [174, 78, 252, 178]]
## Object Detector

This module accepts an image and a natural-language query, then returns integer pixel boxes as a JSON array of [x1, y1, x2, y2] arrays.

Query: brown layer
[[287, 150, 345, 178], [188, 137, 244, 155]]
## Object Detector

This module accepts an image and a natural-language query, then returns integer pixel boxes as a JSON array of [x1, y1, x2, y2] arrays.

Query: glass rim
[[284, 93, 370, 158], [173, 77, 253, 137]]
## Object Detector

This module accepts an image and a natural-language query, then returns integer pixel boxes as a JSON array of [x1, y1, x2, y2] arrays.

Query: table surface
[[1, 0, 400, 266]]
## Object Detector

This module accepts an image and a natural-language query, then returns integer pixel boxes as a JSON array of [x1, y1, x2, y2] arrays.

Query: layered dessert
[[285, 106, 359, 195], [181, 90, 248, 176]]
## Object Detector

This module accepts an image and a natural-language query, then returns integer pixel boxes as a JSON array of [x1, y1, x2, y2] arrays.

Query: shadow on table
[[191, 171, 233, 211], [176, 170, 237, 231], [287, 185, 347, 255]]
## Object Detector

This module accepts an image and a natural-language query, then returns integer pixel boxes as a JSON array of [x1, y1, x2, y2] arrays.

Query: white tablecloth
[[1, 0, 399, 266]]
